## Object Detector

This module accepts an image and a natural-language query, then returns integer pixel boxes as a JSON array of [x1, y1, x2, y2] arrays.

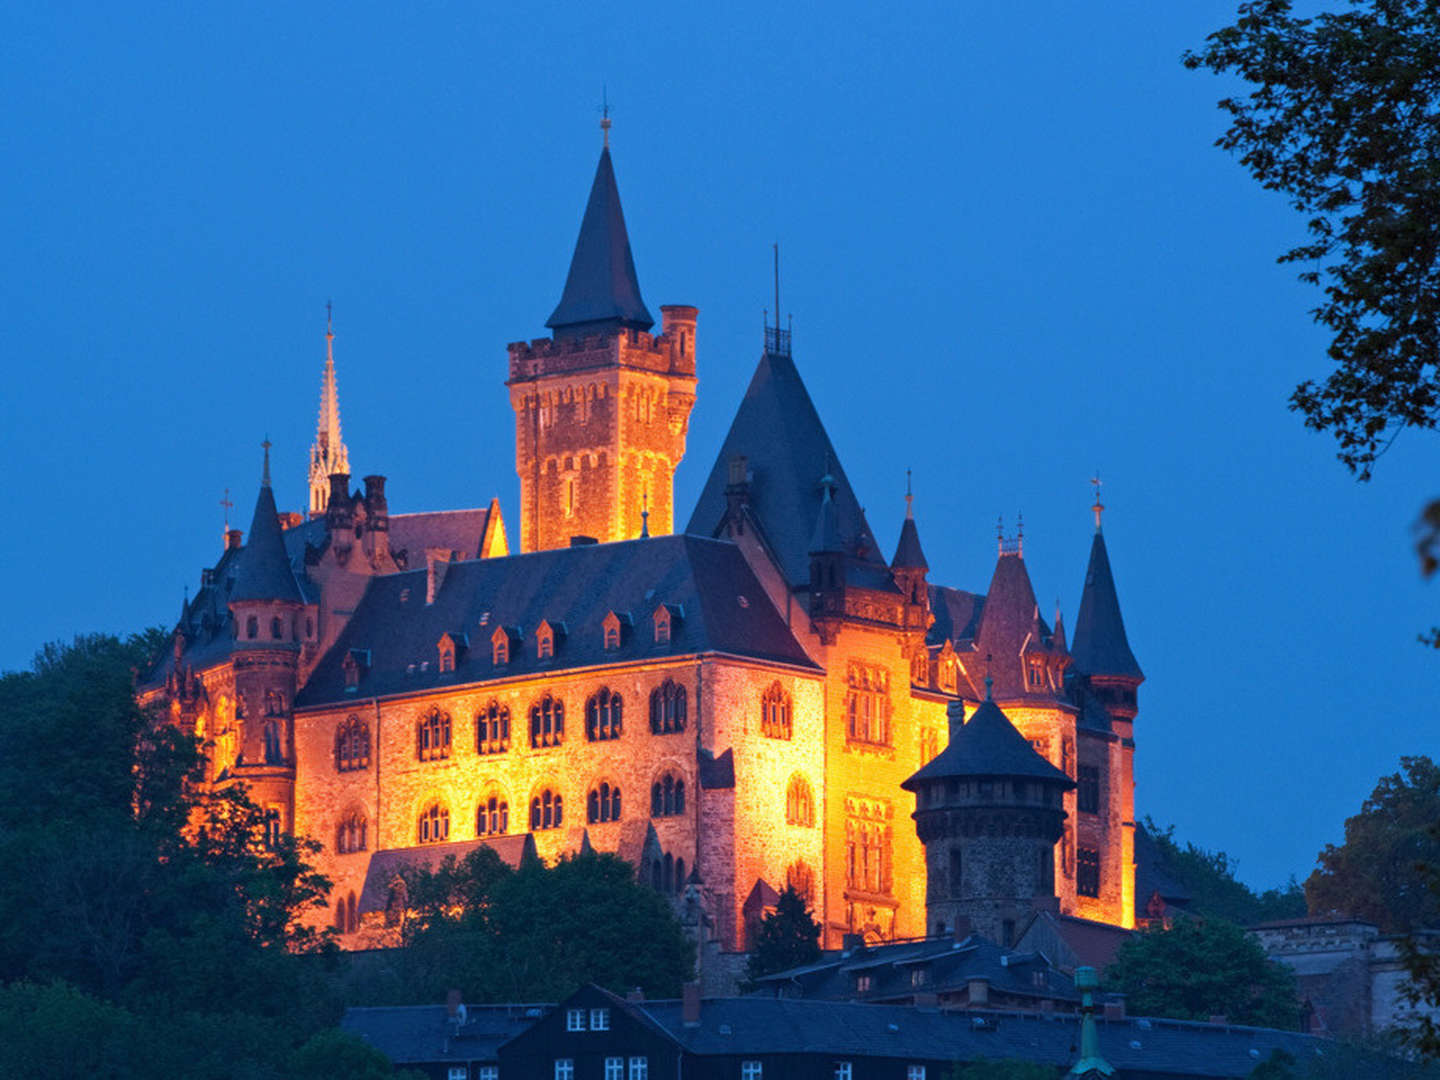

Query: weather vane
[[600, 86, 611, 147], [220, 487, 233, 531], [1091, 472, 1104, 532]]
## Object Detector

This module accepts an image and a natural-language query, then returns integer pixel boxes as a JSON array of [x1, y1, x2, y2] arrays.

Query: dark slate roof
[[686, 350, 887, 588], [636, 997, 1320, 1077], [757, 934, 1077, 1005], [1070, 530, 1143, 681], [929, 585, 983, 645], [545, 146, 654, 335], [357, 835, 537, 914], [342, 1003, 543, 1066], [903, 699, 1074, 789], [1017, 910, 1133, 973], [230, 483, 304, 604], [972, 551, 1065, 703], [809, 479, 844, 554], [892, 514, 929, 571], [1132, 822, 1192, 908], [298, 534, 818, 706]]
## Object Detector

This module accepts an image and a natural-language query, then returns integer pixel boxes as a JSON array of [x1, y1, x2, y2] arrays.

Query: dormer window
[[1027, 658, 1047, 690], [437, 632, 465, 675], [536, 619, 563, 660], [602, 611, 625, 651], [491, 625, 511, 666]]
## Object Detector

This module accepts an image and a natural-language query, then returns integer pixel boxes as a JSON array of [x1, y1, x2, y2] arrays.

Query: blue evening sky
[[1, 2, 1430, 891]]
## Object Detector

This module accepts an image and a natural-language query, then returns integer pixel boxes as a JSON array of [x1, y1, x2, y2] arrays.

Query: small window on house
[[531, 788, 563, 830], [628, 1057, 646, 1080], [761, 682, 792, 739], [908, 1068, 927, 1080], [417, 708, 452, 761], [1077, 847, 1101, 898], [530, 695, 564, 747], [649, 679, 686, 734], [448, 1067, 467, 1080], [591, 1007, 610, 1030], [585, 688, 623, 741], [438, 641, 455, 674], [835, 1063, 852, 1080], [603, 612, 621, 651], [476, 700, 511, 754], [476, 794, 509, 837], [605, 1059, 624, 1080], [335, 715, 370, 771], [555, 1058, 574, 1080], [855, 975, 872, 993], [537, 623, 554, 659], [785, 774, 815, 827], [911, 966, 929, 987], [651, 773, 685, 817], [742, 1062, 763, 1080], [1078, 765, 1101, 815], [418, 801, 450, 844], [479, 1069, 498, 1080], [565, 1008, 585, 1032], [587, 782, 622, 824], [491, 626, 510, 666], [653, 605, 674, 645], [263, 807, 282, 849]]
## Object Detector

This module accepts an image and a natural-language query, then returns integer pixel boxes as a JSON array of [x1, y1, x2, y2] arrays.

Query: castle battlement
[[508, 305, 697, 384]]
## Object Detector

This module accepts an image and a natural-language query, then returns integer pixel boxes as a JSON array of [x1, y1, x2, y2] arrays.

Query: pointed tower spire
[[892, 474, 929, 572], [545, 131, 654, 338], [309, 304, 351, 517], [1071, 523, 1142, 681], [232, 443, 303, 604]]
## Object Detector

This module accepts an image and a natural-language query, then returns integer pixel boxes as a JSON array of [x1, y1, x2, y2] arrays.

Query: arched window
[[263, 720, 282, 764], [270, 616, 283, 640], [786, 774, 815, 827], [476, 701, 511, 755], [529, 695, 564, 748], [335, 715, 370, 771], [649, 680, 687, 734], [246, 615, 259, 639], [476, 793, 509, 837], [587, 781, 622, 824], [336, 811, 367, 854], [418, 801, 449, 844], [787, 859, 816, 905], [651, 774, 686, 817], [530, 788, 563, 830], [761, 682, 792, 739], [585, 688, 624, 741], [334, 890, 359, 934], [265, 690, 285, 716], [417, 707, 452, 761]]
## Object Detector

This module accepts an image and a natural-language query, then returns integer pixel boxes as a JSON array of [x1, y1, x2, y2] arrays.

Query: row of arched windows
[[588, 782, 621, 823], [651, 852, 687, 895], [651, 775, 685, 817], [785, 774, 815, 827]]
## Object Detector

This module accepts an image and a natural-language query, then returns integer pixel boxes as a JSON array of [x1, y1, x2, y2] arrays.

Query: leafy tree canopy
[[384, 847, 694, 1004], [1106, 916, 1301, 1029], [1305, 755, 1440, 933], [745, 884, 822, 986], [1144, 818, 1306, 925], [1186, 0, 1440, 481]]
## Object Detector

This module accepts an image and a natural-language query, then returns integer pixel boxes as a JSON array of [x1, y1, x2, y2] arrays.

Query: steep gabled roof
[[230, 482, 303, 604], [1070, 530, 1143, 681], [903, 699, 1074, 789], [545, 147, 654, 336], [972, 552, 1061, 702], [686, 350, 885, 587], [892, 514, 928, 572]]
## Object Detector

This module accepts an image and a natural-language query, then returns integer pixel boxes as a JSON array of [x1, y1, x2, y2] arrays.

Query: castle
[[141, 130, 1144, 957]]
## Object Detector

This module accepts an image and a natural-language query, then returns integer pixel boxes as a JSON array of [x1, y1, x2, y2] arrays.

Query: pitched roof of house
[[342, 1003, 543, 1066], [297, 533, 818, 706], [903, 698, 1074, 789], [545, 146, 654, 335], [1070, 530, 1142, 681], [686, 349, 887, 588]]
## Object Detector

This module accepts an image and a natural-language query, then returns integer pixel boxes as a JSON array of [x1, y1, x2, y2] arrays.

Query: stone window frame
[[418, 800, 450, 844], [760, 681, 792, 740], [651, 772, 686, 818], [417, 707, 452, 762], [335, 714, 371, 772], [335, 808, 367, 854], [585, 687, 624, 742], [785, 774, 816, 827], [1077, 764, 1101, 815], [1077, 847, 1101, 898], [476, 789, 509, 837], [587, 780, 622, 824], [845, 662, 892, 747], [529, 694, 565, 748], [476, 700, 511, 755], [649, 679, 687, 734], [530, 787, 564, 831]]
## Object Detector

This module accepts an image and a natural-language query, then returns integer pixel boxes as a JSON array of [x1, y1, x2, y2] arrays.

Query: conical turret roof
[[903, 698, 1073, 789], [809, 476, 843, 555], [973, 551, 1058, 700], [1070, 531, 1142, 681], [892, 515, 928, 572], [546, 147, 654, 336], [231, 478, 303, 605]]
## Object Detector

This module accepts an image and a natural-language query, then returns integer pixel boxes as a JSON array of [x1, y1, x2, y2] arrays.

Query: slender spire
[[892, 473, 929, 572], [232, 443, 303, 605], [261, 437, 272, 488], [905, 469, 913, 519], [309, 303, 351, 516]]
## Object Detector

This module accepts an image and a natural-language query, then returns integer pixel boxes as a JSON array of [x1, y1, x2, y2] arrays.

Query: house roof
[[357, 835, 537, 914], [686, 349, 887, 588], [1070, 530, 1143, 681], [903, 698, 1074, 789], [342, 1003, 543, 1066], [297, 533, 818, 707], [545, 146, 654, 336]]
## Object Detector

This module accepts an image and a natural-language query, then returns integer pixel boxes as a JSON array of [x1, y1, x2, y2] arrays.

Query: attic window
[[602, 612, 622, 651], [1027, 658, 1047, 690], [491, 626, 510, 666], [438, 642, 455, 674], [653, 608, 670, 645], [536, 622, 554, 660]]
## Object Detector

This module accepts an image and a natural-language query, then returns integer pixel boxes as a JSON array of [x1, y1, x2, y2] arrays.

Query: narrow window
[[335, 715, 371, 771], [476, 701, 511, 755], [651, 774, 685, 817], [1077, 848, 1101, 898], [649, 680, 687, 734], [605, 1060, 623, 1080], [417, 708, 452, 761], [742, 1064, 763, 1080], [565, 1009, 584, 1032], [418, 801, 450, 844], [530, 695, 564, 747], [591, 1008, 610, 1030], [555, 1058, 574, 1080], [1078, 765, 1101, 815], [588, 782, 622, 824], [246, 615, 258, 639], [835, 1063, 852, 1080], [531, 789, 563, 830], [585, 688, 624, 741], [785, 775, 815, 827], [908, 1068, 927, 1080], [761, 682, 793, 739], [476, 795, 508, 837], [628, 1057, 647, 1080]]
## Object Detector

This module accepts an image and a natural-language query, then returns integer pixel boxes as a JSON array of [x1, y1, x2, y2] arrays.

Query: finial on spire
[[261, 438, 272, 488], [326, 298, 333, 339], [996, 515, 1004, 553], [220, 487, 233, 532], [984, 653, 994, 700], [640, 489, 650, 538], [1017, 510, 1024, 557], [1091, 473, 1105, 533], [905, 468, 914, 520], [600, 86, 611, 148]]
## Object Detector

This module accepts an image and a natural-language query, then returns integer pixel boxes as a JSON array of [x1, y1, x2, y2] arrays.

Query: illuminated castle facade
[[142, 136, 1145, 958]]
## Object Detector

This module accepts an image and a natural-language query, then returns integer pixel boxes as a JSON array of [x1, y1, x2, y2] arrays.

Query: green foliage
[[1305, 756, 1440, 933], [384, 848, 694, 1004], [1144, 818, 1306, 925], [1105, 915, 1301, 1029], [745, 884, 822, 986], [944, 1060, 1062, 1080], [1249, 1035, 1440, 1078], [1185, 1, 1440, 480]]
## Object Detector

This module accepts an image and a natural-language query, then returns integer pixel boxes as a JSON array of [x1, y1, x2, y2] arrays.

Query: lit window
[[855, 975, 872, 993], [585, 688, 624, 741], [418, 802, 450, 844], [845, 662, 891, 746], [649, 679, 687, 734], [761, 682, 792, 739], [911, 966, 929, 987], [590, 1008, 610, 1030], [835, 1063, 852, 1080], [606, 1059, 624, 1080], [448, 1068, 466, 1080], [742, 1063, 763, 1080], [908, 1068, 927, 1080], [335, 715, 370, 771], [629, 1057, 648, 1080], [565, 1009, 584, 1032], [785, 775, 815, 827], [1078, 848, 1101, 898], [479, 1069, 498, 1080], [555, 1060, 574, 1080]]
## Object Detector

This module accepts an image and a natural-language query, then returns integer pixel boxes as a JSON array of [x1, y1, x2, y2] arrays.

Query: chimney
[[947, 698, 966, 744], [225, 529, 243, 551], [682, 981, 701, 1027], [626, 987, 645, 1003], [326, 473, 352, 529], [426, 549, 453, 605], [363, 475, 390, 562], [446, 989, 462, 1019]]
